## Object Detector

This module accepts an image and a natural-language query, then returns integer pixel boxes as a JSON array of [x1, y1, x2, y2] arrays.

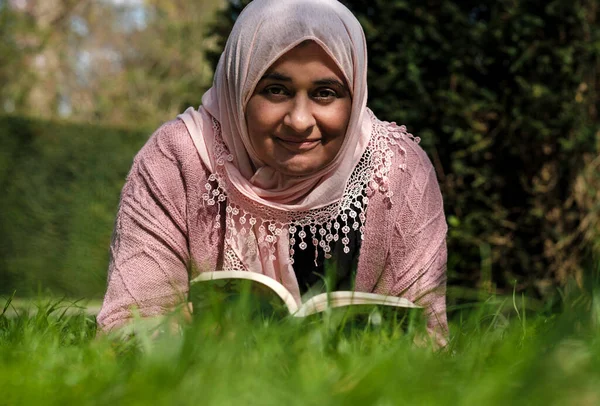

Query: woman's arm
[[97, 121, 192, 333], [388, 141, 449, 346]]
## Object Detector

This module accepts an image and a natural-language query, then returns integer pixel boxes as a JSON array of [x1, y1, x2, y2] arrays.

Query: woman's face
[[245, 41, 352, 177]]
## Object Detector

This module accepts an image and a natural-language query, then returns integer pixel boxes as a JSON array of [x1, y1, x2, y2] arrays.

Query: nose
[[283, 96, 316, 134]]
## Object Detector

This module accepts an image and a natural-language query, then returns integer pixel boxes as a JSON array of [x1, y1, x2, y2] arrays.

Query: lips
[[275, 137, 321, 152]]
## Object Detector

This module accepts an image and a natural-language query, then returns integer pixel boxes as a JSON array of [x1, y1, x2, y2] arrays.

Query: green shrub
[[0, 116, 149, 297], [208, 0, 600, 299]]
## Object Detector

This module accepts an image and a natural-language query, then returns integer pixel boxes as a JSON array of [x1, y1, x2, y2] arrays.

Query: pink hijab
[[178, 0, 373, 300]]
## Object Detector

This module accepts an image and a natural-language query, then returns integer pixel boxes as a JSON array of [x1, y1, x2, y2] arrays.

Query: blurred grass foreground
[[1, 288, 600, 405]]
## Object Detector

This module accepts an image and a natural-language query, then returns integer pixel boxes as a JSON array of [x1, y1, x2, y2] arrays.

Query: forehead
[[262, 41, 347, 83]]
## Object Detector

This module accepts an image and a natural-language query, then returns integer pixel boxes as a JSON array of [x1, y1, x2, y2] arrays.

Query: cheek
[[245, 98, 281, 147], [245, 99, 263, 146], [320, 101, 352, 146]]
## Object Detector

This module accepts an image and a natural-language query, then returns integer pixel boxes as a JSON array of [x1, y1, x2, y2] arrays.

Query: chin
[[277, 165, 319, 177], [275, 159, 323, 177]]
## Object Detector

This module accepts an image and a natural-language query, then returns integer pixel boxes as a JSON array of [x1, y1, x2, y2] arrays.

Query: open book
[[190, 271, 420, 318]]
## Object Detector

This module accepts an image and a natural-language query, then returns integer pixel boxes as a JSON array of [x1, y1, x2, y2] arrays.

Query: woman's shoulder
[[366, 116, 445, 228], [130, 118, 210, 193], [370, 115, 437, 182], [138, 118, 197, 164]]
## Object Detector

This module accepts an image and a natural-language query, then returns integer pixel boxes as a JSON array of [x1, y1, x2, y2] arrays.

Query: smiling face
[[245, 41, 352, 177]]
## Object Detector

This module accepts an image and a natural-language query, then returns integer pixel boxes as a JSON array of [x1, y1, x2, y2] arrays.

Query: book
[[189, 270, 420, 318]]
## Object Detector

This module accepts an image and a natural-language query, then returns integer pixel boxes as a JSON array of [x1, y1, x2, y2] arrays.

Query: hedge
[[0, 116, 149, 297], [208, 0, 600, 299]]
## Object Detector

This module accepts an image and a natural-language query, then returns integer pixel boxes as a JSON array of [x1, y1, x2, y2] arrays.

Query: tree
[[75, 0, 222, 126], [1, 0, 223, 127], [1, 0, 83, 116]]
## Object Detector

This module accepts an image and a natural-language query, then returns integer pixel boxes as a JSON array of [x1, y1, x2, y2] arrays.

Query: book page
[[191, 271, 299, 315], [295, 291, 420, 317], [191, 272, 420, 319]]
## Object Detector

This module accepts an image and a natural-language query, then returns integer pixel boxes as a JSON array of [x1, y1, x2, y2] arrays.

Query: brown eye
[[314, 88, 337, 100], [262, 85, 289, 98]]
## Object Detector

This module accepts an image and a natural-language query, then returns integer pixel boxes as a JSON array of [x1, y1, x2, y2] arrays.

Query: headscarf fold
[[178, 0, 374, 301]]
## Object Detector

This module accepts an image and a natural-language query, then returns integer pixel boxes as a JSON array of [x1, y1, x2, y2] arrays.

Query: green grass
[[1, 291, 599, 406]]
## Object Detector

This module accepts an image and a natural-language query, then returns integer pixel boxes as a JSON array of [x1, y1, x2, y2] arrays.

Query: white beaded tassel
[[204, 112, 411, 270]]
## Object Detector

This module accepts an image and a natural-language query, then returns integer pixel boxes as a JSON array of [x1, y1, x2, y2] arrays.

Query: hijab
[[178, 0, 374, 301]]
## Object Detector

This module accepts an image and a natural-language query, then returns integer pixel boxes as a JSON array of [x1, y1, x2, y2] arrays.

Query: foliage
[[1, 291, 600, 405], [0, 0, 221, 127], [1, 0, 598, 302], [83, 0, 222, 126], [0, 0, 89, 116], [208, 0, 600, 299], [0, 115, 149, 297]]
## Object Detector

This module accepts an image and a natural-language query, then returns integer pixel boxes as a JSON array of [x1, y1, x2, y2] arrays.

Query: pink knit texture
[[97, 118, 448, 339]]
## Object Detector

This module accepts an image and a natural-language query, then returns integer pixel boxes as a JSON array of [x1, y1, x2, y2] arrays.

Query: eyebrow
[[260, 72, 292, 82], [314, 78, 346, 88], [259, 72, 347, 89]]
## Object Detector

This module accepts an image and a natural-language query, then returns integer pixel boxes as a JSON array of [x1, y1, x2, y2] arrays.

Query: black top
[[291, 215, 362, 296]]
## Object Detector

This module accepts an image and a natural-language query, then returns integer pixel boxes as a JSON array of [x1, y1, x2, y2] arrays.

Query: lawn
[[1, 291, 599, 406]]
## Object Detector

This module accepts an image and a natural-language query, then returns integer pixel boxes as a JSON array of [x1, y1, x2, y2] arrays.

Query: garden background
[[0, 0, 598, 310]]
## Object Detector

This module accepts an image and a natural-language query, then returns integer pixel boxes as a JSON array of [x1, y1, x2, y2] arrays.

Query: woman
[[97, 0, 448, 343]]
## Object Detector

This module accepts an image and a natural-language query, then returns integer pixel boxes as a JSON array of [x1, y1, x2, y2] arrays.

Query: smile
[[275, 137, 321, 152]]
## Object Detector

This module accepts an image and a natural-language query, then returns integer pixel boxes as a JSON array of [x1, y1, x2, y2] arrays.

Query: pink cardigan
[[97, 118, 448, 337]]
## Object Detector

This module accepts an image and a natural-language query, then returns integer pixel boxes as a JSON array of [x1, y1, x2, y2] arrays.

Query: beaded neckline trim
[[201, 111, 417, 268]]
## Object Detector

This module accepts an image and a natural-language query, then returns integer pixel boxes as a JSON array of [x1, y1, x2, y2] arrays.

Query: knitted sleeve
[[388, 142, 449, 343], [97, 121, 192, 332]]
